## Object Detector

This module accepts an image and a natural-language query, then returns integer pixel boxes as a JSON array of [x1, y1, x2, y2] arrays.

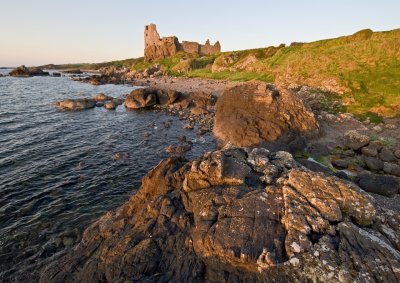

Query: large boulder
[[40, 147, 400, 283], [157, 89, 181, 105], [54, 98, 96, 111], [213, 83, 319, 148], [125, 88, 157, 109]]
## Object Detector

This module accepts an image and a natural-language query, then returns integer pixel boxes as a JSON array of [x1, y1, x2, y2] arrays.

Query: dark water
[[0, 70, 216, 281]]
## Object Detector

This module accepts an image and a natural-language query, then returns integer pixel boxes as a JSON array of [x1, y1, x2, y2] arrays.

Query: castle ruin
[[144, 24, 221, 62]]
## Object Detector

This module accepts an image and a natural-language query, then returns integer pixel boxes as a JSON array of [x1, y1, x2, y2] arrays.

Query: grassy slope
[[47, 28, 400, 118]]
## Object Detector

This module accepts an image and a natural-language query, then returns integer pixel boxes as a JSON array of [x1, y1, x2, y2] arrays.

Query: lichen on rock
[[39, 147, 399, 283]]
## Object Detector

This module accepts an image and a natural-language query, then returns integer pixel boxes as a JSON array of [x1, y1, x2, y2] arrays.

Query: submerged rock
[[40, 147, 399, 282], [213, 83, 319, 148], [54, 98, 96, 111]]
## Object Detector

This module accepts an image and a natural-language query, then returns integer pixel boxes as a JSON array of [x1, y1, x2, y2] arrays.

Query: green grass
[[187, 69, 274, 82]]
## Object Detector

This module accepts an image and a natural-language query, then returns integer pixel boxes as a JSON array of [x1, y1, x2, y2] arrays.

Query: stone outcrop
[[39, 147, 400, 282], [9, 65, 49, 77], [125, 88, 157, 109], [213, 83, 320, 149], [144, 24, 221, 62]]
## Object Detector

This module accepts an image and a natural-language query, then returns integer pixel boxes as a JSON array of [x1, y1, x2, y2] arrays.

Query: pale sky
[[0, 0, 399, 66]]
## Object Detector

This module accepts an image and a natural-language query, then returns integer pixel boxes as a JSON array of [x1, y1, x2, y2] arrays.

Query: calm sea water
[[0, 70, 216, 281]]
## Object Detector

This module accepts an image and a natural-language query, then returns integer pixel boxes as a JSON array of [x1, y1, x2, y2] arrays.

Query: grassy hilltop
[[49, 28, 400, 118]]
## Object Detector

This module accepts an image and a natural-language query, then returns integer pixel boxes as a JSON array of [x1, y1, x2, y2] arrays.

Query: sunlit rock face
[[40, 147, 399, 283]]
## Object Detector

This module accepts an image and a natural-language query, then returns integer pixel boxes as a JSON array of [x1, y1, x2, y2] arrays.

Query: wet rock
[[364, 156, 384, 171], [54, 98, 96, 111], [358, 171, 399, 197], [39, 147, 399, 283], [52, 72, 61, 77], [9, 65, 49, 77], [104, 101, 117, 110], [379, 148, 396, 162], [125, 88, 157, 109], [361, 145, 378, 157], [93, 93, 113, 101], [342, 130, 370, 150], [165, 144, 191, 156], [383, 162, 400, 177], [214, 83, 319, 147], [331, 159, 348, 169], [113, 98, 124, 106], [95, 101, 104, 107]]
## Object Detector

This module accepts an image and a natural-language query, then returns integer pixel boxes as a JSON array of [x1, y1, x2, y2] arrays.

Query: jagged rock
[[342, 130, 370, 150], [125, 88, 157, 109], [54, 98, 96, 111], [383, 162, 400, 177], [358, 171, 399, 197], [213, 83, 319, 147], [395, 149, 400, 159], [379, 148, 396, 162], [93, 93, 113, 101], [39, 147, 400, 283], [9, 65, 49, 77], [364, 156, 384, 171]]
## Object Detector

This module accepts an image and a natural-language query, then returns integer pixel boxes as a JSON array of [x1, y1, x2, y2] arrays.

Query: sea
[[0, 69, 216, 281]]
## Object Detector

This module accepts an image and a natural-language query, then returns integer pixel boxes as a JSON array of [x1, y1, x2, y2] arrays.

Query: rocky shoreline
[[39, 72, 400, 281]]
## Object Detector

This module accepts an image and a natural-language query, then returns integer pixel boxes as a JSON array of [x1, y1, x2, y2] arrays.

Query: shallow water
[[0, 70, 216, 281]]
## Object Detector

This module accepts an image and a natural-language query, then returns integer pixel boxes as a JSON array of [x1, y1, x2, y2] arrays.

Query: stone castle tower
[[144, 24, 221, 62]]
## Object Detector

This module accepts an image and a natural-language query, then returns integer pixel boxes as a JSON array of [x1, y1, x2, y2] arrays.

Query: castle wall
[[200, 40, 221, 56], [144, 24, 220, 62], [181, 41, 200, 54]]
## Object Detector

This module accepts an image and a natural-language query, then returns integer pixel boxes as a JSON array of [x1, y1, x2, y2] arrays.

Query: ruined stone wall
[[144, 24, 179, 62], [181, 41, 200, 54], [144, 24, 221, 62], [200, 40, 221, 56]]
